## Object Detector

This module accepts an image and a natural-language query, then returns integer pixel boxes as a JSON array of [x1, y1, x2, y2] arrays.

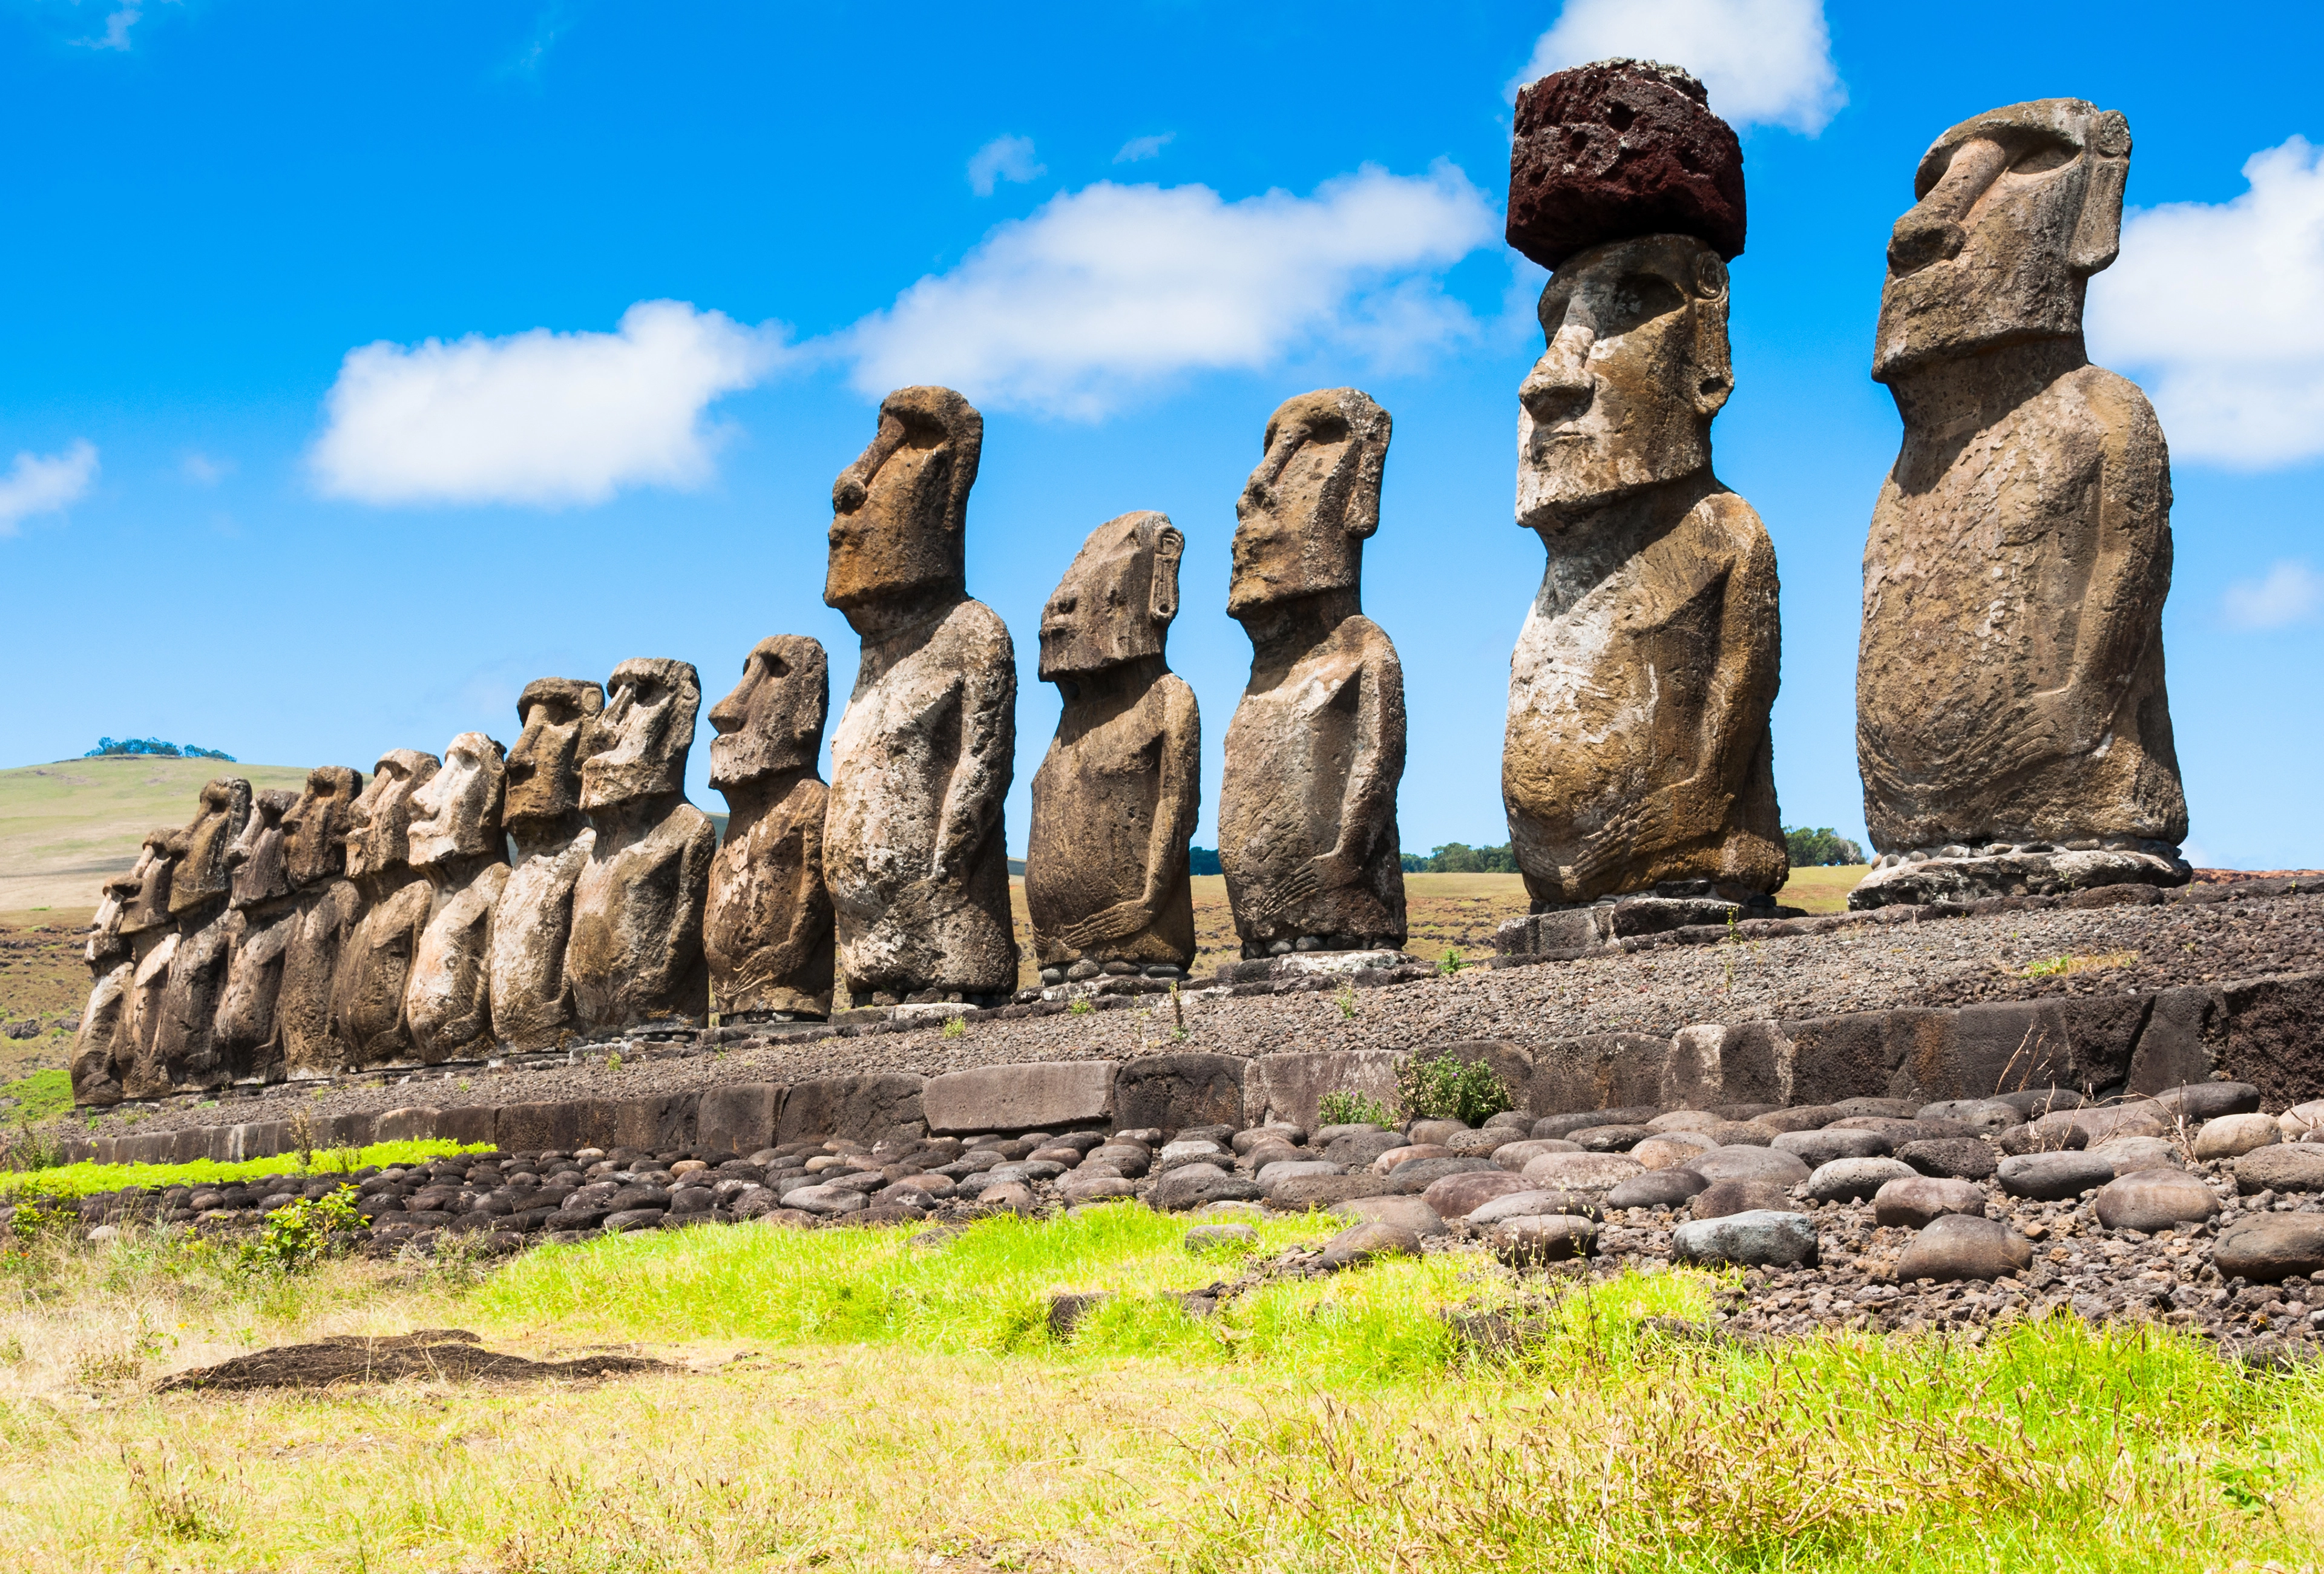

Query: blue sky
[[4, 0, 2321, 870]]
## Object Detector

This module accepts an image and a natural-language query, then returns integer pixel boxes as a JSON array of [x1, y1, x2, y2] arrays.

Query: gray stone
[[979, 1181, 1036, 1213], [1632, 1133, 1719, 1170], [1773, 1128, 1890, 1167], [1872, 1176, 1988, 1228], [1898, 1137, 2000, 1180], [1183, 1224, 1259, 1252], [1150, 1166, 1264, 1212], [1389, 1157, 1498, 1194], [1407, 1118, 1471, 1147], [1327, 1194, 1447, 1237], [1750, 1105, 1843, 1134], [924, 1061, 1118, 1135], [2089, 1136, 2180, 1175], [1916, 1098, 2023, 1130], [1267, 1173, 1390, 1209], [2153, 1081, 2262, 1121], [2092, 1169, 2219, 1233], [1606, 1170, 1709, 1210], [1687, 1146, 1810, 1187], [1805, 1157, 1916, 1204], [1315, 1220, 1421, 1271], [1896, 1215, 2034, 1283], [1465, 1189, 1601, 1227], [1569, 1124, 1654, 1153], [1997, 1151, 2115, 1200], [1532, 1105, 1660, 1139], [1256, 1159, 1341, 1185], [1672, 1210, 1819, 1269], [1521, 1151, 1644, 1191], [2193, 1113, 2279, 1161], [1324, 1128, 1410, 1167], [2233, 1146, 2324, 1196], [1420, 1170, 1543, 1219], [1690, 1179, 1791, 1219], [2211, 1216, 2324, 1283], [1486, 1214, 1598, 1267], [1059, 1175, 1138, 1205], [1491, 1138, 1584, 1170]]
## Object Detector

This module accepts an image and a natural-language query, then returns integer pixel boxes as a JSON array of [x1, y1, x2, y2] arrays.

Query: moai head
[[504, 677, 605, 831], [709, 637, 829, 789], [1515, 235, 1734, 527], [227, 790, 297, 910], [119, 830, 182, 938], [408, 733, 508, 868], [343, 750, 441, 883], [282, 766, 363, 889], [1039, 512, 1184, 681], [1227, 389, 1389, 620], [169, 778, 252, 919], [824, 386, 982, 618], [89, 842, 156, 966], [1874, 98, 2130, 381], [581, 659, 700, 811]]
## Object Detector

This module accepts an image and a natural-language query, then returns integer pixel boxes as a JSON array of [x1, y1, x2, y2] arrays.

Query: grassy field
[[0, 756, 312, 914], [0, 1208, 2314, 1572]]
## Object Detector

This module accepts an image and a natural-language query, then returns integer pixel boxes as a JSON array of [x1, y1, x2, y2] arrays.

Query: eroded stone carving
[[146, 779, 252, 1095], [214, 789, 299, 1083], [490, 678, 603, 1050], [706, 637, 835, 1020], [1217, 388, 1407, 958], [1854, 98, 2187, 909], [332, 750, 440, 1067], [567, 660, 716, 1031], [1498, 61, 1785, 924], [822, 386, 1019, 1004], [69, 840, 160, 1107], [404, 732, 510, 1061], [276, 766, 364, 1078], [1027, 512, 1200, 981]]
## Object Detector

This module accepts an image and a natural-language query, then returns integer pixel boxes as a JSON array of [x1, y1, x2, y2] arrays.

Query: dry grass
[[2022, 949, 2141, 979]]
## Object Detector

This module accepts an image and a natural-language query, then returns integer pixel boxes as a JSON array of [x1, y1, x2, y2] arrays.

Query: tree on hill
[[1785, 825, 1864, 866], [84, 737, 236, 762]]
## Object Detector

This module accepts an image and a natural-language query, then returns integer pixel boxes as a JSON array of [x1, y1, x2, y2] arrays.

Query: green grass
[[0, 1139, 494, 1199], [0, 1069, 70, 1126]]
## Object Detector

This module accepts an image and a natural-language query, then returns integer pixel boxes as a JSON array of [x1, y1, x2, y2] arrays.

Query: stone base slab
[[1494, 895, 1802, 958], [1850, 848, 2191, 910], [1214, 950, 1419, 984]]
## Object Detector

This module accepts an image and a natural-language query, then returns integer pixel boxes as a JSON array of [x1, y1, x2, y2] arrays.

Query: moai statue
[[706, 637, 835, 1021], [1216, 388, 1408, 961], [275, 766, 364, 1077], [331, 749, 441, 1067], [214, 789, 300, 1082], [490, 678, 604, 1050], [1495, 61, 1786, 954], [1853, 98, 2187, 907], [404, 732, 511, 1061], [147, 778, 253, 1093], [566, 659, 717, 1031], [114, 829, 186, 1100], [1026, 512, 1200, 984], [821, 386, 1020, 1006], [68, 844, 157, 1107]]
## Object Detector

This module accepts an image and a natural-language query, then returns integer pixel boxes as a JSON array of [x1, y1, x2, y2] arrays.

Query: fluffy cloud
[[0, 441, 99, 535], [2087, 138, 2324, 469], [967, 135, 1046, 197], [1512, 0, 1845, 134], [1114, 133, 1174, 164], [2224, 561, 2324, 630], [836, 162, 1498, 418], [310, 301, 783, 508]]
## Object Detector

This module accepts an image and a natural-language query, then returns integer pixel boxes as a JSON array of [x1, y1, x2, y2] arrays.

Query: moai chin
[[705, 636, 836, 1020], [1216, 388, 1408, 960], [404, 732, 511, 1061], [214, 789, 300, 1084], [821, 386, 1020, 1005], [1026, 512, 1200, 983], [1498, 60, 1787, 946], [331, 749, 441, 1069], [1852, 98, 2187, 909], [489, 677, 603, 1050], [565, 659, 717, 1031], [147, 779, 253, 1095], [275, 765, 365, 1078]]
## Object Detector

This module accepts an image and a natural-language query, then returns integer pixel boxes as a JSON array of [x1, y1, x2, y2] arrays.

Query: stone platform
[[1849, 845, 2191, 910]]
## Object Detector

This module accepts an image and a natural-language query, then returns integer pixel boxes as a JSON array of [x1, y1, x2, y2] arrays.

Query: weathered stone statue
[[706, 637, 835, 1020], [1496, 61, 1786, 947], [1853, 98, 2187, 907], [822, 386, 1020, 1004], [1026, 512, 1200, 981], [276, 766, 364, 1077], [68, 842, 158, 1107], [214, 788, 300, 1082], [332, 749, 440, 1067], [113, 830, 184, 1099], [1217, 388, 1407, 958], [404, 732, 511, 1060], [148, 778, 252, 1093], [490, 678, 603, 1050], [566, 659, 717, 1031]]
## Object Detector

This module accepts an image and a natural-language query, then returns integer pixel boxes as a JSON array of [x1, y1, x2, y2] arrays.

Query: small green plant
[[287, 1109, 320, 1173], [941, 1014, 968, 1039], [237, 1185, 367, 1274], [456, 1077, 473, 1092], [606, 1052, 624, 1072], [1068, 998, 1094, 1017], [1334, 981, 1359, 1020], [1396, 1052, 1513, 1125], [1317, 1089, 1396, 1128], [1437, 949, 1466, 976], [1169, 983, 1189, 1041], [2213, 1449, 2281, 1519], [7, 1198, 73, 1242]]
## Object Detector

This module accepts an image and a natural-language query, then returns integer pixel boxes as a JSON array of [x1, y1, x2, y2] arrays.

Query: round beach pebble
[[2089, 1136, 2181, 1176], [2091, 1169, 2220, 1233], [1872, 1175, 1987, 1228], [1773, 1128, 1889, 1167], [1687, 1145, 1810, 1187], [1407, 1119, 1471, 1147], [1059, 1174, 1138, 1205], [1183, 1224, 1258, 1251], [2278, 1101, 2324, 1141], [1804, 1156, 1915, 1204], [1633, 1133, 1719, 1170], [1445, 1128, 1515, 1157], [1491, 1139, 1583, 1170], [1896, 1215, 2034, 1283], [2194, 1113, 2281, 1161], [1689, 1178, 1791, 1219], [2210, 1214, 2324, 1283], [2233, 1145, 2324, 1195], [1466, 1188, 1600, 1227], [1605, 1169, 1709, 1210], [1917, 1098, 2023, 1131], [1420, 1170, 1541, 1219], [1647, 1110, 1722, 1133], [1672, 1210, 1819, 1269], [1487, 1213, 1598, 1266], [1522, 1151, 1644, 1190], [2153, 1081, 2261, 1122], [1571, 1124, 1655, 1153], [1371, 1144, 1451, 1175], [1328, 1194, 1447, 1237], [1750, 1105, 1842, 1134], [1997, 1151, 2115, 1201], [1316, 1220, 1422, 1271]]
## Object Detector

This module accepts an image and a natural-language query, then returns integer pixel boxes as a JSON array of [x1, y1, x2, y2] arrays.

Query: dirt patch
[[156, 1329, 667, 1391]]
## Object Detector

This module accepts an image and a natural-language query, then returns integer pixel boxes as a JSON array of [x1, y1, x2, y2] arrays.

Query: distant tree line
[[85, 737, 237, 762], [1401, 842, 1520, 874], [1785, 825, 1865, 866], [1189, 846, 1223, 876]]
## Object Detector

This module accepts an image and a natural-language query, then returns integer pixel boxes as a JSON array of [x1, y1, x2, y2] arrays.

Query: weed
[[941, 1015, 968, 1040], [1396, 1051, 1512, 1125], [1334, 981, 1359, 1019], [606, 1052, 623, 1072], [1318, 1090, 1396, 1128], [1437, 948, 1465, 976], [238, 1185, 367, 1275], [1169, 983, 1189, 1041], [119, 1441, 233, 1542], [287, 1108, 320, 1171], [0, 1139, 490, 1201], [2023, 949, 2139, 979], [1068, 998, 1094, 1017]]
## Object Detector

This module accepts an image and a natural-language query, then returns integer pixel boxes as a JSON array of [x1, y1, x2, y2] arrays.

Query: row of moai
[[69, 61, 2191, 1104]]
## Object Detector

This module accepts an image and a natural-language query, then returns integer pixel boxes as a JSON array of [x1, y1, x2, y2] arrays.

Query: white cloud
[[2087, 138, 2324, 470], [967, 135, 1046, 197], [1114, 133, 1174, 164], [2224, 560, 2324, 630], [180, 452, 234, 486], [835, 162, 1498, 418], [1512, 0, 1845, 134], [310, 300, 784, 508], [0, 441, 99, 535]]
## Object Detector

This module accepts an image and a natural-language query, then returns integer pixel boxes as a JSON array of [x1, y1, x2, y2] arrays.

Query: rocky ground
[[76, 881, 2324, 1140]]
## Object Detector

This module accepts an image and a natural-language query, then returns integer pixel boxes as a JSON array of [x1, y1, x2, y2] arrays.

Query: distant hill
[[0, 757, 310, 917]]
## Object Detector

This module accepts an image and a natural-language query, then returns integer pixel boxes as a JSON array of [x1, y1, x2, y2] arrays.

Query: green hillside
[[0, 756, 312, 918]]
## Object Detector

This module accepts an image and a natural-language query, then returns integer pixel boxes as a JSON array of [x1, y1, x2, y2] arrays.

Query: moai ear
[[1151, 527, 1184, 625], [2070, 111, 2131, 276]]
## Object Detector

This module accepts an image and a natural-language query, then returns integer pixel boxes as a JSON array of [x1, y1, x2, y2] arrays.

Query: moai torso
[[275, 766, 364, 1078], [490, 678, 603, 1049], [214, 789, 299, 1083], [332, 751, 439, 1068], [70, 847, 153, 1107], [705, 637, 835, 1019], [146, 779, 251, 1093], [404, 733, 510, 1061]]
